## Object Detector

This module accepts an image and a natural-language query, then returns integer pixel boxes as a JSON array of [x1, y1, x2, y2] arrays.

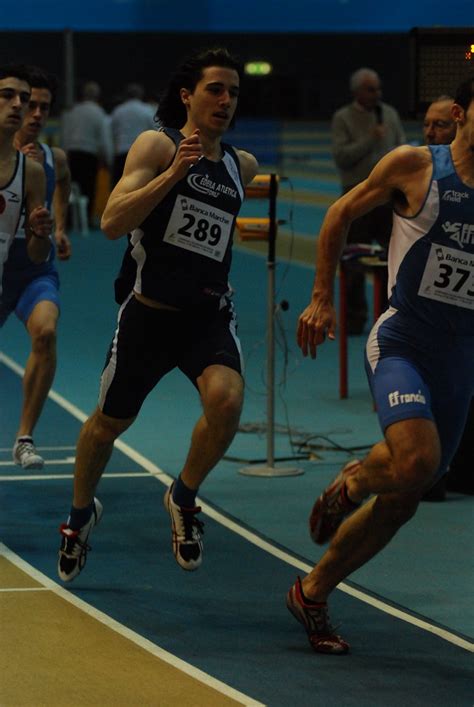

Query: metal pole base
[[239, 465, 304, 477]]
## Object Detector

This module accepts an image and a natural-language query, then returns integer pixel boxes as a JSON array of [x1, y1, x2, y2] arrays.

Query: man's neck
[[451, 137, 474, 188], [353, 100, 373, 113], [0, 133, 17, 161], [14, 130, 36, 149]]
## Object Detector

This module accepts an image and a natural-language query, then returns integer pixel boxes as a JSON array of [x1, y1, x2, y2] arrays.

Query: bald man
[[423, 95, 456, 146]]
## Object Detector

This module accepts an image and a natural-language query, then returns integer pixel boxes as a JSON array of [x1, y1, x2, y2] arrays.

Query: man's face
[[21, 87, 52, 140], [0, 77, 30, 134], [354, 77, 382, 110], [423, 100, 456, 145], [182, 65, 240, 135]]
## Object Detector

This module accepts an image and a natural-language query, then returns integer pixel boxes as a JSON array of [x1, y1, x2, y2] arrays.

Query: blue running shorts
[[365, 307, 474, 478]]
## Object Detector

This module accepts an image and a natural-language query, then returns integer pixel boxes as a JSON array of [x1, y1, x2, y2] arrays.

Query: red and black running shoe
[[309, 460, 361, 544], [286, 577, 349, 655]]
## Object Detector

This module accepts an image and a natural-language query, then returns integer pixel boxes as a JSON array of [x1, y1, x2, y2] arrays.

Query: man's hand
[[55, 231, 72, 260], [29, 205, 53, 238], [373, 125, 387, 141], [297, 297, 336, 359], [21, 143, 44, 164], [171, 129, 203, 179]]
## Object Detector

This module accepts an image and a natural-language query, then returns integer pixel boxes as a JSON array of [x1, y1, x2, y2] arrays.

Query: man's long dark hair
[[157, 47, 242, 129]]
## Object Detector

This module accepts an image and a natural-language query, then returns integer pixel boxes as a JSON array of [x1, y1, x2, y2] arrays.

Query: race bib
[[418, 243, 474, 310], [163, 195, 233, 262]]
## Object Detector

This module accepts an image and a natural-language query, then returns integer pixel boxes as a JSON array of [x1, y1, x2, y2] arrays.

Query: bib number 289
[[178, 214, 221, 246]]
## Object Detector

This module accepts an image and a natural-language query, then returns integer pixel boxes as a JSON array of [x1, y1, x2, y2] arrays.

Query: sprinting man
[[0, 64, 52, 315], [2, 66, 71, 470], [287, 74, 474, 654], [57, 47, 258, 582]]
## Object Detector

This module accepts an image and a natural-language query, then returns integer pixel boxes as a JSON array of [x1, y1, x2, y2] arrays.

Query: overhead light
[[245, 62, 272, 76]]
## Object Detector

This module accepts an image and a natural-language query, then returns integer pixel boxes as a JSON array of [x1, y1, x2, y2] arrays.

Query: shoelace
[[304, 603, 337, 634], [16, 441, 37, 457], [179, 508, 205, 540], [59, 526, 90, 558]]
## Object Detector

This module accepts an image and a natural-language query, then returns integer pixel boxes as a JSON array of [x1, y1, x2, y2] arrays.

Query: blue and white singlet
[[0, 151, 25, 296], [4, 142, 56, 276]]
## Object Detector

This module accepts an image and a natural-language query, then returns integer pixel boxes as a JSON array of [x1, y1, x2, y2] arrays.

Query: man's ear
[[180, 87, 190, 107], [451, 102, 465, 125]]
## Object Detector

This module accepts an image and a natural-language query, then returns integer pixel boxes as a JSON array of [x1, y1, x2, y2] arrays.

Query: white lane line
[[0, 543, 265, 707], [0, 586, 49, 592], [0, 446, 76, 452], [1, 350, 473, 653], [0, 458, 76, 466], [0, 472, 154, 481]]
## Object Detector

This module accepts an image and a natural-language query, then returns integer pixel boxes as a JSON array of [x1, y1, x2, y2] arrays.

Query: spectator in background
[[331, 68, 405, 334], [110, 83, 156, 185], [423, 94, 456, 145], [60, 81, 112, 225]]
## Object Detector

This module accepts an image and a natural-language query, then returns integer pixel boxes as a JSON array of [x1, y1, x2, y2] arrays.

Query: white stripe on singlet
[[365, 306, 398, 374]]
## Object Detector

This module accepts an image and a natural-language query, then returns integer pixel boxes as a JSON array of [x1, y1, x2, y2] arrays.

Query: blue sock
[[68, 502, 94, 530], [172, 476, 197, 507]]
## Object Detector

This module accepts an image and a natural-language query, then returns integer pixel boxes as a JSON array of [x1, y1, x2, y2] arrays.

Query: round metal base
[[239, 465, 304, 477]]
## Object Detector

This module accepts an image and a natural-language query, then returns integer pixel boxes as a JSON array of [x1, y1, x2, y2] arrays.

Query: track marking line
[[1, 350, 473, 653], [0, 458, 76, 466], [0, 472, 154, 481], [0, 445, 76, 452], [0, 586, 49, 593]]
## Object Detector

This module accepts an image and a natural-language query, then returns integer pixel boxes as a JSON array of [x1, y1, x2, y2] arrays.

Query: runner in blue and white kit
[[287, 74, 474, 655], [57, 48, 258, 583], [2, 67, 71, 470], [0, 65, 53, 329]]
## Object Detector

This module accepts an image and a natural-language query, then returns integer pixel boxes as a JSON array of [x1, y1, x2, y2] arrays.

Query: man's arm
[[297, 145, 428, 358], [101, 129, 203, 239], [52, 146, 72, 260], [24, 157, 53, 263]]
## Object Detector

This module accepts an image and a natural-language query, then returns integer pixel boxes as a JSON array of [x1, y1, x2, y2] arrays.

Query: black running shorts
[[98, 296, 243, 419]]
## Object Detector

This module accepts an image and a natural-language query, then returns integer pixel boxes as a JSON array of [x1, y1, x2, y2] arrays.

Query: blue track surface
[[1, 230, 472, 705]]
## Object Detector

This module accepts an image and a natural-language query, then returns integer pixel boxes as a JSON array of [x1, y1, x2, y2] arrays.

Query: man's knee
[[209, 384, 243, 421], [202, 376, 243, 427], [83, 408, 133, 445], [385, 420, 441, 493], [31, 324, 56, 356], [394, 447, 440, 493]]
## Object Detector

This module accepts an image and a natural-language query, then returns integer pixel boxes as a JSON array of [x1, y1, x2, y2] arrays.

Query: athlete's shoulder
[[129, 129, 175, 164], [132, 129, 174, 152], [233, 148, 259, 186], [379, 144, 431, 173]]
